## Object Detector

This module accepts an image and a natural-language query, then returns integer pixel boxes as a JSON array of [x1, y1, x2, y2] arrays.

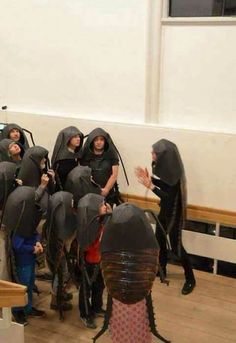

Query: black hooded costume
[[17, 146, 54, 212], [93, 203, 170, 343], [0, 139, 24, 164], [151, 139, 195, 284], [80, 128, 120, 206], [51, 126, 84, 190], [65, 165, 101, 207], [0, 162, 17, 212], [45, 191, 77, 318], [1, 123, 30, 150], [2, 186, 43, 281], [2, 186, 44, 320], [76, 193, 105, 323]]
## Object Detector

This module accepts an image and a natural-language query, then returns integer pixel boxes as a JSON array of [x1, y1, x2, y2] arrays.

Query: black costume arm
[[151, 177, 162, 187], [151, 186, 168, 199]]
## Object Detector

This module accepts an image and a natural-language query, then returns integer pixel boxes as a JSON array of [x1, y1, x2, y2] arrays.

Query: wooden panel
[[121, 193, 236, 226], [0, 280, 27, 308]]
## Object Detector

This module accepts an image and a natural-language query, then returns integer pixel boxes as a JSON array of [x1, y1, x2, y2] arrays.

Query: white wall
[[3, 111, 236, 212], [1, 1, 236, 133], [1, 2, 236, 211], [0, 0, 147, 124], [159, 23, 236, 132]]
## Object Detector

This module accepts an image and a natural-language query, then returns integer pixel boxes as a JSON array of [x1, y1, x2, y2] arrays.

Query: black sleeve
[[151, 177, 162, 187], [111, 158, 119, 166], [152, 186, 168, 199]]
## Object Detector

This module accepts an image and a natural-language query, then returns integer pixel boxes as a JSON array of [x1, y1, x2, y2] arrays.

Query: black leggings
[[79, 263, 105, 318], [156, 224, 194, 281]]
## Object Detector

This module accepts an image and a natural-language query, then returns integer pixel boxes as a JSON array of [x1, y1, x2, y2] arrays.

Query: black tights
[[156, 224, 195, 281]]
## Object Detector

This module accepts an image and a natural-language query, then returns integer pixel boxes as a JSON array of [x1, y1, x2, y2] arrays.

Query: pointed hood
[[2, 186, 42, 237], [0, 161, 17, 211], [51, 126, 84, 167], [80, 127, 118, 161], [17, 146, 48, 187], [76, 193, 104, 249], [152, 139, 185, 186], [101, 203, 159, 305], [0, 139, 24, 163], [46, 191, 76, 241], [101, 203, 159, 253], [65, 165, 101, 207], [1, 123, 30, 150]]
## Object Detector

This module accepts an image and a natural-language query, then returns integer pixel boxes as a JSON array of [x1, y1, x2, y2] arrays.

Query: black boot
[[181, 279, 196, 295]]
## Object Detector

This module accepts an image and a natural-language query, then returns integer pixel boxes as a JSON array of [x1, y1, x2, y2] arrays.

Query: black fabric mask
[[2, 186, 42, 238], [0, 161, 17, 211], [101, 203, 159, 253], [46, 191, 76, 242], [76, 193, 104, 249], [51, 126, 84, 167], [17, 146, 48, 187], [65, 165, 101, 207], [152, 139, 185, 186]]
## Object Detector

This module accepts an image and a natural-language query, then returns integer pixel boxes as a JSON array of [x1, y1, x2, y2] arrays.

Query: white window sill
[[162, 17, 236, 25]]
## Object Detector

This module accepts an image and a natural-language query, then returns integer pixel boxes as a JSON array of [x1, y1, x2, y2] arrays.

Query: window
[[169, 0, 236, 17]]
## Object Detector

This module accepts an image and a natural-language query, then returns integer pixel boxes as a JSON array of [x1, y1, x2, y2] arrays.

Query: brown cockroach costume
[[93, 203, 170, 343]]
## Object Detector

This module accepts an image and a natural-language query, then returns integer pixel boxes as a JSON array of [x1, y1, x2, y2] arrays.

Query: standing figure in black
[[51, 126, 84, 191], [135, 139, 196, 295], [80, 128, 119, 207]]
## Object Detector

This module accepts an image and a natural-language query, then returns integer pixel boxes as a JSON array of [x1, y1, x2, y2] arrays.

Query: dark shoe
[[62, 292, 73, 302], [13, 310, 28, 326], [181, 279, 196, 295], [157, 266, 167, 278], [36, 272, 53, 281], [50, 302, 73, 311], [28, 307, 46, 317], [93, 308, 106, 317], [50, 294, 73, 311], [80, 316, 97, 329]]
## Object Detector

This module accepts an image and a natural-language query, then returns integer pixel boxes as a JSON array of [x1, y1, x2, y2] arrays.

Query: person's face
[[99, 202, 108, 215], [69, 135, 81, 149], [9, 129, 21, 142], [40, 157, 46, 170], [9, 143, 21, 156], [151, 150, 157, 162], [93, 136, 105, 151]]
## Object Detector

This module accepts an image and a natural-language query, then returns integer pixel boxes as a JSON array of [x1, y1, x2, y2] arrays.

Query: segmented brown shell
[[101, 249, 158, 304]]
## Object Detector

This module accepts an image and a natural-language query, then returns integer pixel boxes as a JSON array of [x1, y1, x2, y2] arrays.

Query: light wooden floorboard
[[24, 265, 236, 343]]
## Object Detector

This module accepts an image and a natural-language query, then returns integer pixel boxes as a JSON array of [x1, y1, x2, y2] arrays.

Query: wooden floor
[[24, 265, 236, 343]]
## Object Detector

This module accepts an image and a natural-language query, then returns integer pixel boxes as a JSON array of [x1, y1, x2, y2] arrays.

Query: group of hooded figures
[[0, 122, 196, 343]]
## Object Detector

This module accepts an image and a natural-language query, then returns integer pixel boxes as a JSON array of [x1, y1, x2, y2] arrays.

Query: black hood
[[80, 127, 118, 161], [46, 191, 76, 241], [51, 126, 84, 167], [2, 186, 42, 237], [101, 203, 159, 253], [0, 162, 17, 211], [2, 123, 30, 150], [152, 139, 185, 186], [17, 146, 48, 187], [0, 139, 24, 163], [65, 165, 101, 207], [76, 193, 104, 249]]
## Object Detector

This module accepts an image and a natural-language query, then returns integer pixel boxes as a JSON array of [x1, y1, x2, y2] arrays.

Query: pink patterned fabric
[[109, 298, 152, 343]]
